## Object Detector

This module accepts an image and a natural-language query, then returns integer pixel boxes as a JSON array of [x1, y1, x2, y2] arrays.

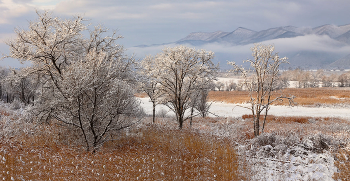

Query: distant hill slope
[[135, 24, 350, 69], [328, 54, 350, 69], [176, 24, 350, 46]]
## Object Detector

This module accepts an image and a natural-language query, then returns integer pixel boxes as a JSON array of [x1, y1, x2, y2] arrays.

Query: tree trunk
[[190, 107, 194, 127], [21, 86, 25, 104], [152, 101, 156, 123], [178, 113, 183, 129], [254, 116, 260, 137]]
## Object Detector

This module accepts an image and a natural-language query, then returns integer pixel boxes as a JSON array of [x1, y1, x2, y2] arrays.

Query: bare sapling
[[139, 55, 162, 123], [189, 82, 212, 127], [228, 44, 295, 137]]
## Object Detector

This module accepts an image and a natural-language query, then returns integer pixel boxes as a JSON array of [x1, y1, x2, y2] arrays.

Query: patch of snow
[[139, 97, 350, 119]]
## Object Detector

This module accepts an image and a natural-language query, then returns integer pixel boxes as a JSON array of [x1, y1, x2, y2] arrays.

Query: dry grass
[[134, 92, 148, 98], [334, 149, 350, 180], [240, 114, 350, 141], [242, 114, 316, 124], [136, 87, 350, 106], [0, 123, 245, 180], [208, 88, 350, 106], [1, 97, 349, 179]]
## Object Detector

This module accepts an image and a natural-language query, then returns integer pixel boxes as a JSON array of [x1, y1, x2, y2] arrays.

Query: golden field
[[208, 88, 350, 106], [0, 119, 245, 180]]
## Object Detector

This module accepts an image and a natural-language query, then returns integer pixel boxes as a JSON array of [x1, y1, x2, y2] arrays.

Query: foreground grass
[[0, 123, 245, 180], [208, 88, 350, 106], [1, 98, 350, 180]]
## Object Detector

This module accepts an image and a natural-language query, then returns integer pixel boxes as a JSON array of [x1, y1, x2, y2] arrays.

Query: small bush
[[10, 99, 24, 110], [156, 108, 168, 118], [304, 134, 339, 153], [253, 133, 278, 147]]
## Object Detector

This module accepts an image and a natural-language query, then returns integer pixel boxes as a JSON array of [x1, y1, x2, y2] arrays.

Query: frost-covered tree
[[35, 51, 142, 151], [5, 11, 142, 151], [153, 46, 218, 129], [339, 73, 349, 87], [139, 55, 162, 123], [215, 81, 225, 91], [228, 44, 294, 137], [225, 80, 237, 91], [4, 69, 38, 105], [194, 87, 211, 118], [188, 79, 212, 126], [0, 67, 10, 101]]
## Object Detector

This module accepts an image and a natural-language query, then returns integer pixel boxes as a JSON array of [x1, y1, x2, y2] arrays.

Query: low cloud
[[129, 34, 350, 57], [261, 35, 350, 54], [128, 35, 350, 69]]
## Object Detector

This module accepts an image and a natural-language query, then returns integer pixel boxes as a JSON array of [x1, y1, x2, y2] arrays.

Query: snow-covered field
[[139, 97, 349, 180], [139, 97, 350, 119]]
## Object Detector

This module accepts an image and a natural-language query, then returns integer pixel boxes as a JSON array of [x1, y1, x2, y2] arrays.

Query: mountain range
[[176, 24, 350, 46], [136, 24, 350, 69]]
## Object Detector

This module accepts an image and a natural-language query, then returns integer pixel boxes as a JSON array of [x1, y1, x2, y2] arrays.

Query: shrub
[[156, 108, 168, 118]]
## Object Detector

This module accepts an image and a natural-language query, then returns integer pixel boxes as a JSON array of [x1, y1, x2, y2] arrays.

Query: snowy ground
[[139, 97, 350, 119], [0, 99, 345, 180], [139, 97, 347, 180]]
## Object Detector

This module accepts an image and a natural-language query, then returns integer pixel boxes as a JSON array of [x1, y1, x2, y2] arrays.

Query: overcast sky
[[1, 0, 350, 67]]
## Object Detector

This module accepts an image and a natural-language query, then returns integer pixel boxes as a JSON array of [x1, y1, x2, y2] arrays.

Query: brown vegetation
[[334, 149, 350, 180], [208, 88, 350, 106], [242, 114, 310, 124], [1, 94, 350, 179], [241, 114, 350, 142], [0, 123, 244, 180], [134, 92, 148, 98]]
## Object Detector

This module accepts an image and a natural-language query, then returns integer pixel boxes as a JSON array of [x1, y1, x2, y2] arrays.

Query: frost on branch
[[228, 43, 295, 136], [5, 11, 142, 152], [152, 46, 218, 129], [138, 55, 162, 123]]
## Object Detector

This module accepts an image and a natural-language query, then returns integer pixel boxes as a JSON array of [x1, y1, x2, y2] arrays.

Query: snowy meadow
[[139, 88, 350, 180], [2, 11, 350, 181], [1, 92, 350, 180]]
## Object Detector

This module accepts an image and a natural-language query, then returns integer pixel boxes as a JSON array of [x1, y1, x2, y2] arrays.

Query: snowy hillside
[[177, 31, 229, 44], [217, 27, 256, 45], [134, 23, 350, 69], [312, 24, 350, 38], [176, 24, 350, 46]]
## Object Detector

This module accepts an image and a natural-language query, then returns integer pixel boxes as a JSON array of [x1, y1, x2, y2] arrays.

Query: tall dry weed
[[0, 123, 247, 180]]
